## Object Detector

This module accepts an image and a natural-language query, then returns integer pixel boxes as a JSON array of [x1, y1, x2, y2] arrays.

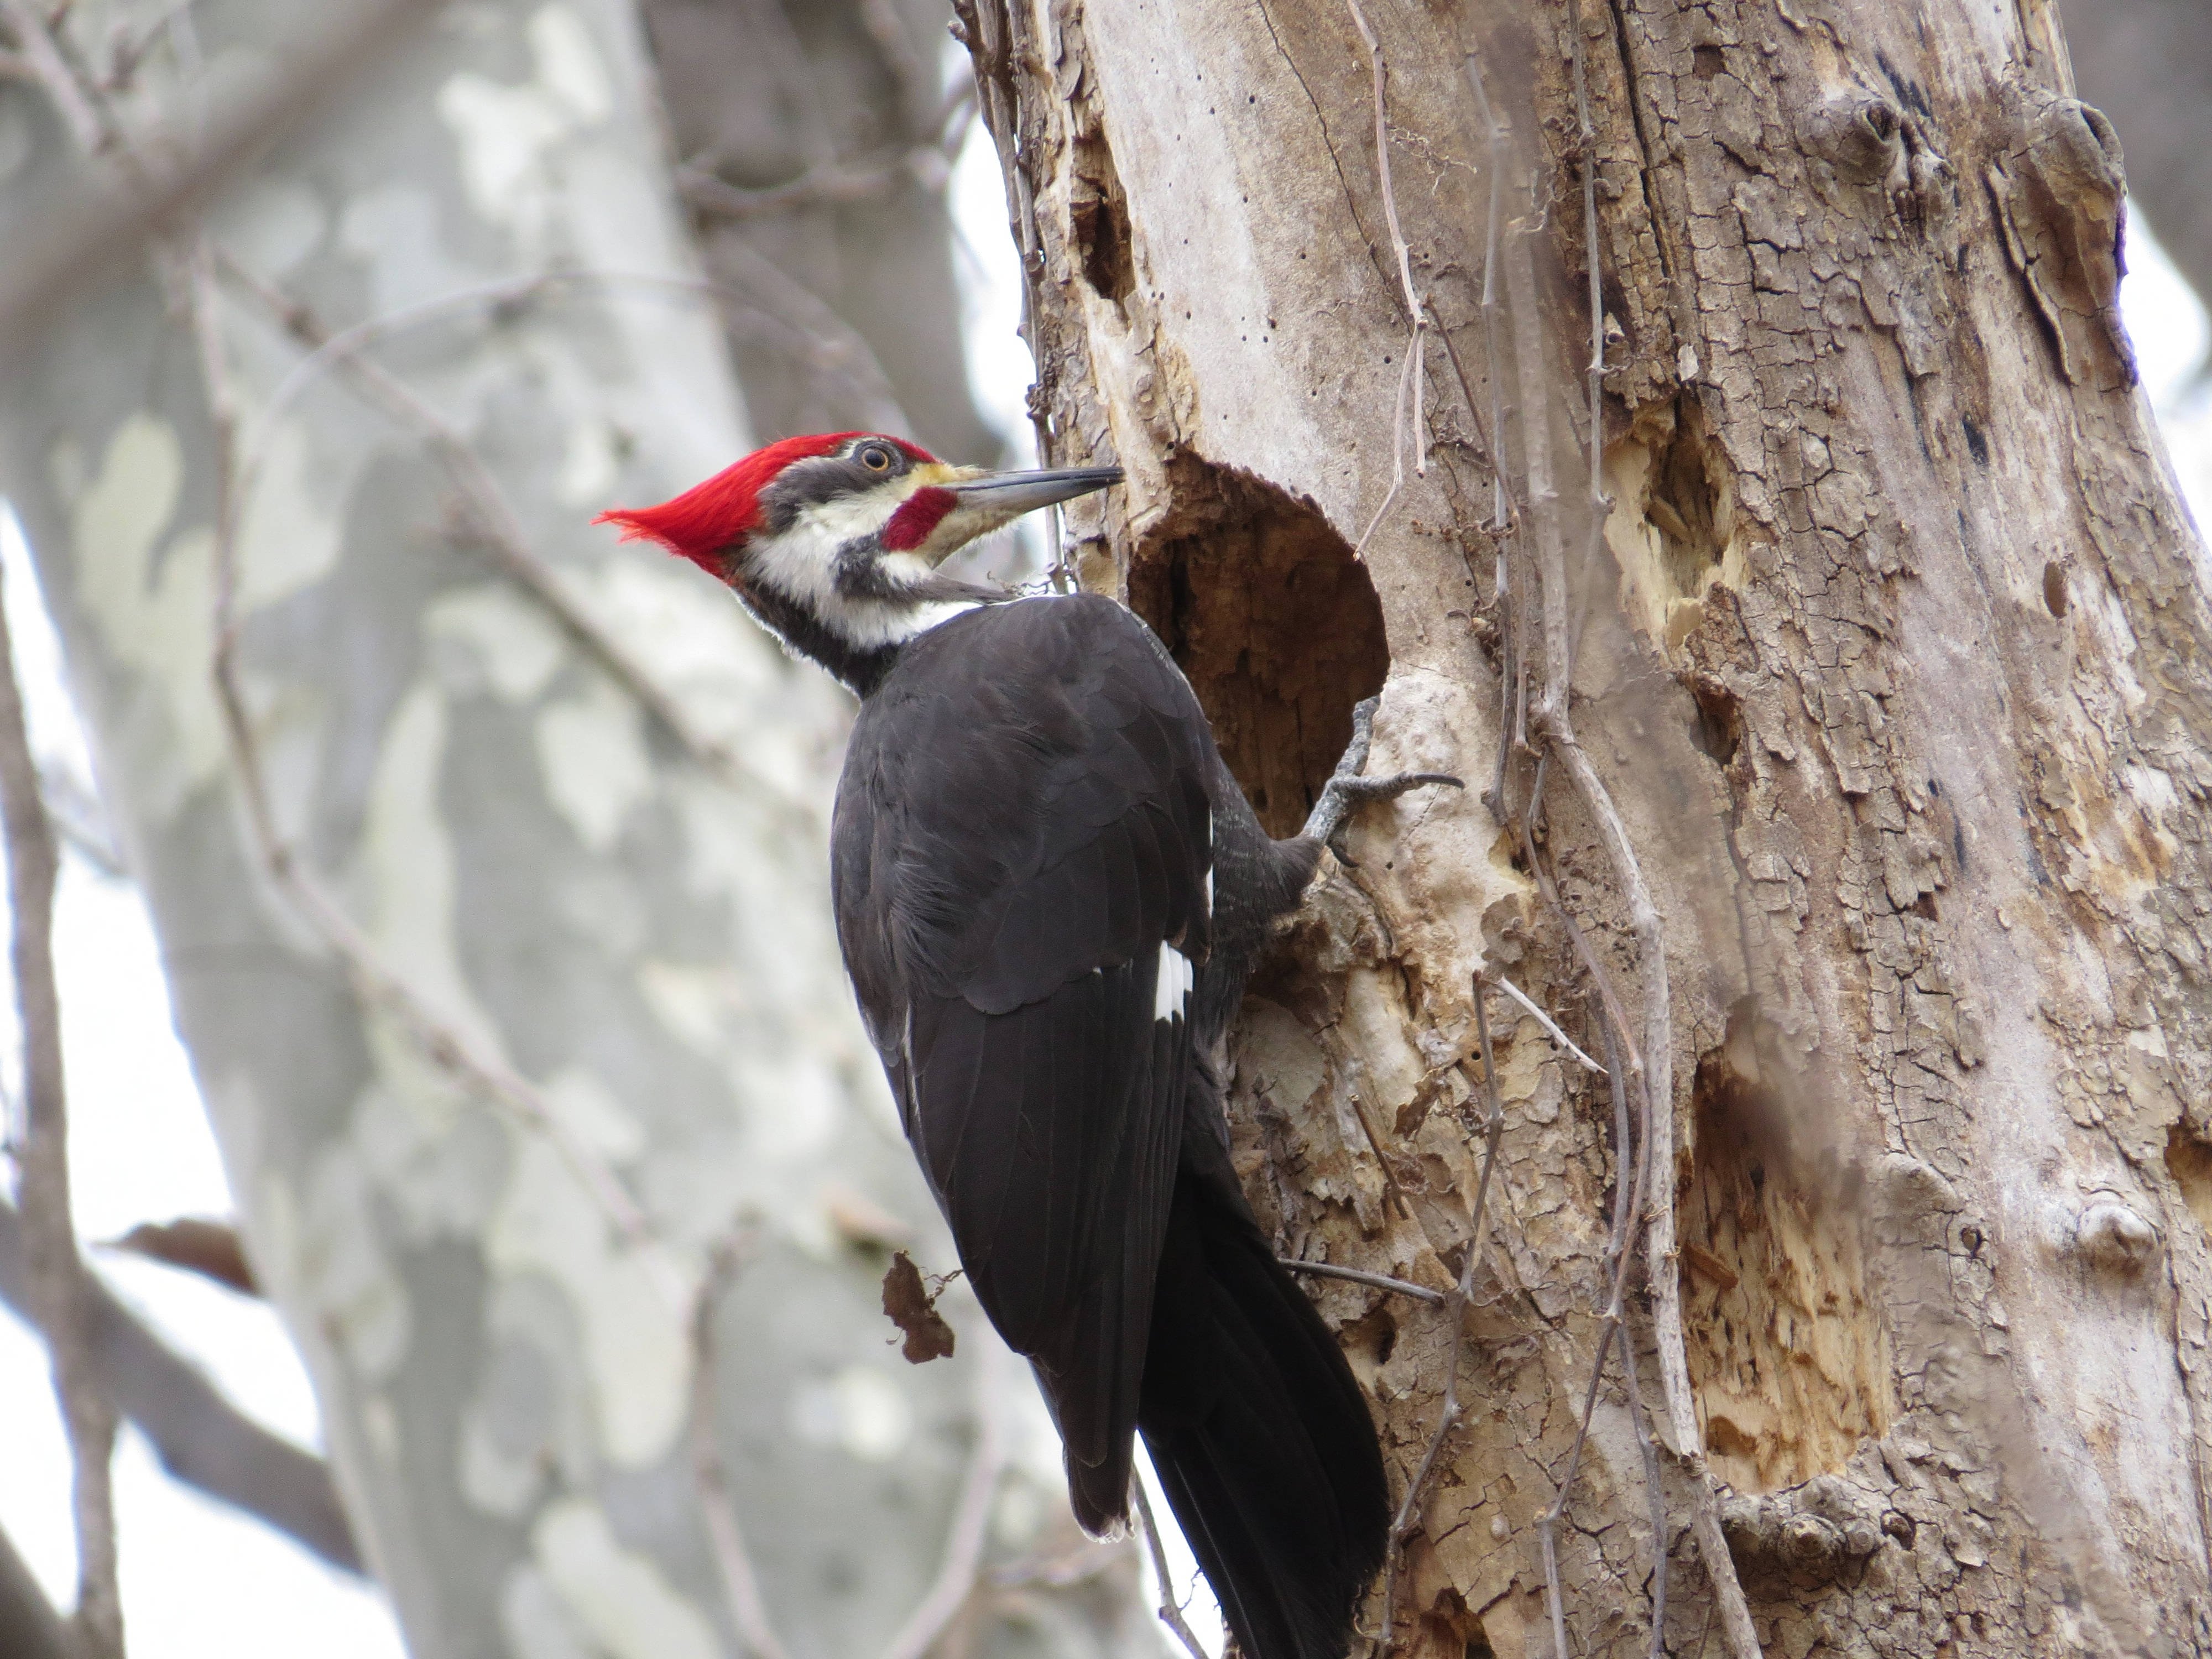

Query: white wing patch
[[1202, 808, 1214, 917], [1154, 941, 1193, 1023]]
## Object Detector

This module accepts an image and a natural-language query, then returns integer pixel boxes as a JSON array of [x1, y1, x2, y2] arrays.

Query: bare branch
[[185, 251, 669, 1285], [1538, 1009, 1656, 1659], [0, 0, 109, 153], [0, 541, 121, 1659], [212, 253, 822, 833], [1492, 973, 1606, 1074], [38, 763, 125, 882], [1564, 0, 1612, 698], [1343, 0, 1428, 561], [1494, 11, 1755, 1628], [1279, 1258, 1444, 1306], [857, 0, 931, 137], [878, 1348, 1008, 1659], [0, 0, 446, 354], [680, 154, 909, 222], [1130, 1475, 1210, 1659], [1460, 51, 1526, 825], [0, 1198, 361, 1573], [688, 1240, 796, 1659]]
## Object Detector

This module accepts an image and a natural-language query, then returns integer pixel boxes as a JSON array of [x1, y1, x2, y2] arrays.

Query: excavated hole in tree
[[1129, 462, 1390, 837], [1688, 672, 1743, 768], [1648, 401, 1726, 599], [1070, 119, 1136, 305], [2166, 1126, 2212, 1236], [1679, 1000, 1893, 1494], [1611, 397, 1740, 656]]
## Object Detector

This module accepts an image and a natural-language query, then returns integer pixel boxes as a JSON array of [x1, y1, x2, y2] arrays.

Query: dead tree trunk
[[969, 0, 2212, 1654]]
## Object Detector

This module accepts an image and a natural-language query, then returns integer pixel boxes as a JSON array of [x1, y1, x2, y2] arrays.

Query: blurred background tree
[[0, 1, 1145, 1656]]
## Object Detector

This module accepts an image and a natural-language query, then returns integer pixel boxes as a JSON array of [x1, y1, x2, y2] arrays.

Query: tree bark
[[974, 0, 2212, 1654], [0, 2, 1140, 1655]]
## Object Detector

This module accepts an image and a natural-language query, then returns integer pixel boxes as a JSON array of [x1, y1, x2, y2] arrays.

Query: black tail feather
[[1138, 1168, 1390, 1659]]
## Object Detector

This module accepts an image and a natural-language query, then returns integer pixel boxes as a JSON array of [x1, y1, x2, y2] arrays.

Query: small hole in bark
[[1961, 414, 1989, 466], [1681, 1000, 1891, 1494], [1353, 1306, 1397, 1366], [1688, 674, 1742, 767], [1907, 890, 1939, 921], [2042, 561, 2069, 618], [1691, 43, 1725, 79], [1128, 461, 1390, 836]]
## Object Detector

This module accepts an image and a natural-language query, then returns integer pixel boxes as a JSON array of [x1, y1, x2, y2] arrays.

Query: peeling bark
[[974, 0, 2212, 1653]]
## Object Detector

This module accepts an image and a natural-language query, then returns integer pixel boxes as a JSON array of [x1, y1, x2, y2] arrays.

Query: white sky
[[1, 127, 2208, 1659]]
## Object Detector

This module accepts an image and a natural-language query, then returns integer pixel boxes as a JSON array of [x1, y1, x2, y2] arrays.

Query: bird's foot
[[1302, 697, 1462, 854]]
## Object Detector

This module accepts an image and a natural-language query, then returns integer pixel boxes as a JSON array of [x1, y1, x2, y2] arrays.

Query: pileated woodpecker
[[599, 432, 1454, 1659]]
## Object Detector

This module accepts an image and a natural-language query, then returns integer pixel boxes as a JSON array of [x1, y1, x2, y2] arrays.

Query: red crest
[[594, 432, 937, 575]]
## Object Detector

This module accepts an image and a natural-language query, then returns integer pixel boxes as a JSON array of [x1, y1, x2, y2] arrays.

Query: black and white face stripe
[[754, 438, 920, 535], [724, 441, 1122, 695]]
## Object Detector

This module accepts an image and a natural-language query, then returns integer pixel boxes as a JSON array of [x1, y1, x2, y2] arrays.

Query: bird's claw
[[1302, 698, 1464, 851]]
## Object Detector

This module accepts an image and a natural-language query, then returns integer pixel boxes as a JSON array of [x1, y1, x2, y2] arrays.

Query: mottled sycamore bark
[[972, 0, 2212, 1654], [0, 1, 1141, 1655]]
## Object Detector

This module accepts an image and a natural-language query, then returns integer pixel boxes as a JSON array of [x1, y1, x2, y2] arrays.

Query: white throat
[[747, 499, 984, 651]]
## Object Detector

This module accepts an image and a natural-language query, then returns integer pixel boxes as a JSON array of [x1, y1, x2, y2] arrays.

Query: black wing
[[832, 595, 1214, 1527]]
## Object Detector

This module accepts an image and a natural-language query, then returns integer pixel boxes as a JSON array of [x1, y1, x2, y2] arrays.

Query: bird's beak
[[946, 465, 1123, 517]]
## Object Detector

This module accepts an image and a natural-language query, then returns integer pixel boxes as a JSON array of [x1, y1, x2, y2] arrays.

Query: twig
[[1344, 0, 1428, 563], [1565, 0, 1611, 707], [1349, 1091, 1417, 1223], [680, 153, 909, 221], [0, 0, 446, 353], [0, 519, 122, 1659], [689, 1240, 797, 1659], [1463, 57, 1514, 541], [1462, 51, 1525, 823], [1515, 390, 1757, 1659], [1280, 1258, 1444, 1306], [187, 251, 668, 1286], [213, 253, 822, 830], [1500, 168, 1569, 740], [1602, 1020, 1668, 1659], [23, 16, 665, 1291], [1469, 27, 1750, 1637], [1373, 974, 1509, 1655], [1537, 1002, 1656, 1659], [1493, 973, 1605, 1074], [1131, 1474, 1211, 1659], [0, 0, 108, 153], [950, 0, 1063, 581], [857, 0, 931, 135], [248, 264, 897, 489], [879, 1345, 1009, 1659]]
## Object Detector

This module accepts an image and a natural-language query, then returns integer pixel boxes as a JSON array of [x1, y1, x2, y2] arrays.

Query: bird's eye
[[860, 445, 893, 472]]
